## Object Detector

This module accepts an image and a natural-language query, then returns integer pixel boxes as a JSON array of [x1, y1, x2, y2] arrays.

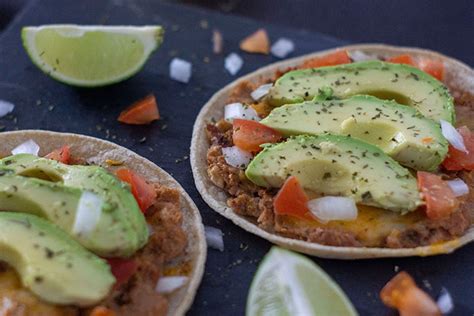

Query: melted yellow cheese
[[284, 205, 424, 246], [0, 266, 75, 316]]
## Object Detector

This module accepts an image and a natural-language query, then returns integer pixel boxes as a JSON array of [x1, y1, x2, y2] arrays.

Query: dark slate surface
[[0, 0, 472, 315], [183, 0, 474, 67]]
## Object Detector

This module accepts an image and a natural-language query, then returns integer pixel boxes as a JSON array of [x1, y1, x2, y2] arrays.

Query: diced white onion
[[440, 120, 468, 153], [437, 287, 454, 314], [73, 191, 103, 236], [350, 50, 378, 62], [225, 53, 243, 75], [169, 58, 192, 83], [251, 83, 273, 101], [447, 179, 469, 197], [307, 196, 358, 223], [204, 226, 224, 251], [0, 100, 14, 118], [222, 146, 253, 169], [11, 139, 40, 156], [271, 38, 294, 58], [224, 102, 260, 122], [0, 297, 14, 314], [156, 276, 188, 294]]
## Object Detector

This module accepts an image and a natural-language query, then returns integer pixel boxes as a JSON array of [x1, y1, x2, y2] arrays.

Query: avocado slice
[[261, 95, 448, 171], [0, 154, 148, 257], [246, 135, 422, 213], [0, 173, 143, 257], [0, 212, 114, 306], [267, 61, 455, 123]]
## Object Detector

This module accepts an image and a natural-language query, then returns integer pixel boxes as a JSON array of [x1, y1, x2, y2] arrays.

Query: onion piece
[[73, 191, 103, 237], [251, 83, 273, 101], [147, 223, 154, 237], [222, 146, 253, 169], [225, 53, 243, 75], [212, 29, 223, 54], [447, 178, 469, 197], [307, 196, 358, 223], [437, 287, 454, 314], [169, 58, 192, 83], [349, 50, 379, 62], [0, 297, 14, 314], [11, 139, 40, 156], [0, 100, 14, 118], [440, 120, 468, 153], [156, 276, 188, 294], [204, 226, 224, 251], [224, 102, 260, 122], [271, 38, 294, 58]]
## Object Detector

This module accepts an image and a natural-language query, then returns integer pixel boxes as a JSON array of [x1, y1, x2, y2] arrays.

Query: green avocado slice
[[0, 173, 142, 257], [0, 212, 115, 306], [267, 61, 455, 123], [0, 154, 148, 257], [260, 95, 448, 171], [245, 134, 422, 213]]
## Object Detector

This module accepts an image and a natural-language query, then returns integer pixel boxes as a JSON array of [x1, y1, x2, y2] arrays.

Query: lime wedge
[[21, 25, 164, 87], [247, 247, 358, 316]]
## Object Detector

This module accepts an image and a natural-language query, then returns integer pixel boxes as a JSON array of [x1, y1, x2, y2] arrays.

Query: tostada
[[0, 130, 206, 315], [191, 44, 474, 259]]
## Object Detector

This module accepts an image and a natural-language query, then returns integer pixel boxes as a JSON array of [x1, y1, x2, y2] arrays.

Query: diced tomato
[[90, 306, 117, 316], [387, 54, 444, 81], [417, 58, 444, 81], [380, 272, 441, 316], [299, 50, 351, 69], [239, 29, 270, 54], [116, 168, 157, 213], [232, 119, 282, 152], [45, 145, 71, 164], [387, 54, 416, 66], [106, 258, 137, 288], [417, 171, 459, 219], [274, 176, 314, 221], [442, 126, 474, 171], [118, 94, 160, 125]]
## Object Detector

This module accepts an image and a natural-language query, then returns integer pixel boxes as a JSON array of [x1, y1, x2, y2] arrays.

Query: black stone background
[[0, 0, 472, 315]]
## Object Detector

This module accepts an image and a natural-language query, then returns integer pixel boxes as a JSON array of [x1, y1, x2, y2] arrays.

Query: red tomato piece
[[387, 54, 444, 81], [387, 54, 416, 66], [442, 126, 474, 171], [273, 176, 314, 221], [232, 119, 282, 152], [118, 94, 160, 125], [417, 171, 459, 219], [106, 258, 137, 288], [116, 168, 157, 213], [45, 145, 71, 164], [299, 50, 351, 69], [417, 58, 444, 81], [380, 271, 441, 316]]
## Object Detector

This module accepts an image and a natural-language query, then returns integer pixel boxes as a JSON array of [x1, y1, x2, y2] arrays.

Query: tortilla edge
[[190, 43, 474, 259]]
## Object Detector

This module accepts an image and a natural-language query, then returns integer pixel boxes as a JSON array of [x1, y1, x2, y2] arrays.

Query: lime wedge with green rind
[[247, 247, 358, 316], [22, 25, 163, 87]]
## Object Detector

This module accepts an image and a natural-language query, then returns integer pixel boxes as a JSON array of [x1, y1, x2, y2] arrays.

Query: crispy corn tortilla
[[0, 130, 207, 315], [191, 44, 474, 259]]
